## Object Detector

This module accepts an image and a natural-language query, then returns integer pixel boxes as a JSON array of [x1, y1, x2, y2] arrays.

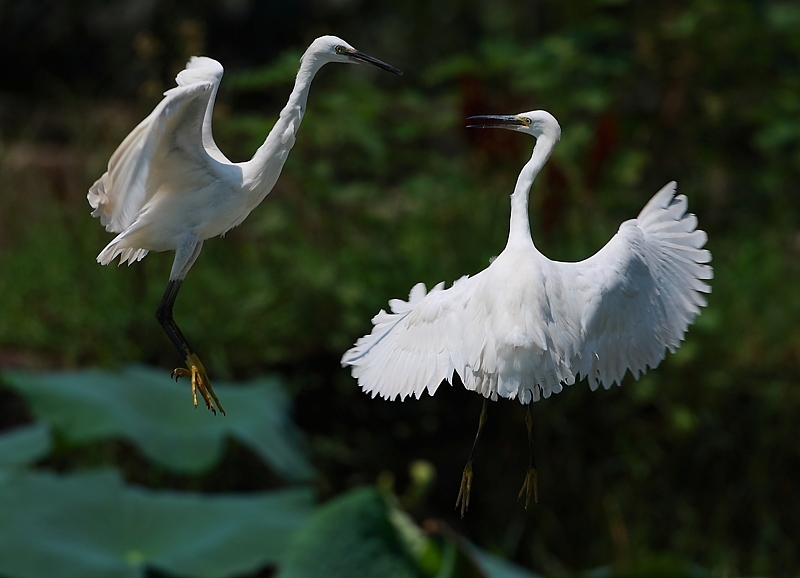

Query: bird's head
[[467, 110, 561, 141], [302, 35, 402, 75]]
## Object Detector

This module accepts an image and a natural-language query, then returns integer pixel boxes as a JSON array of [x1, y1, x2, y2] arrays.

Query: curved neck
[[242, 57, 324, 201], [507, 134, 556, 248]]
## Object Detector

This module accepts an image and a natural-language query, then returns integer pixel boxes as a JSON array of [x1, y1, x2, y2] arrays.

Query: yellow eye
[[334, 45, 346, 54], [522, 117, 532, 126]]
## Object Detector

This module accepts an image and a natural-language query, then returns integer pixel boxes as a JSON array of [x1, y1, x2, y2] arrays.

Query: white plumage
[[87, 36, 401, 414], [88, 39, 401, 275], [342, 111, 712, 406], [88, 56, 231, 267]]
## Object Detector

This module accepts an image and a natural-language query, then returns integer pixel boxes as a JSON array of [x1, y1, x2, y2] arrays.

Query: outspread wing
[[556, 181, 713, 390], [343, 182, 712, 404], [87, 57, 225, 233], [342, 275, 482, 401]]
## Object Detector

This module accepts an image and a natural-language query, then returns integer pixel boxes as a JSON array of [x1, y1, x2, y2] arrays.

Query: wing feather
[[341, 277, 480, 401], [343, 182, 712, 404], [562, 182, 712, 389], [87, 58, 224, 233]]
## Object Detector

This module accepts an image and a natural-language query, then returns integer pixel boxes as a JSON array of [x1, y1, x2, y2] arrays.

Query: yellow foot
[[171, 353, 226, 415], [518, 466, 538, 509], [455, 461, 474, 519]]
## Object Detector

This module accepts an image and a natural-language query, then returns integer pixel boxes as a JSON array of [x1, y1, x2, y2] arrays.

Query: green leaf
[[415, 524, 543, 578], [0, 423, 50, 470], [2, 366, 314, 480], [468, 548, 542, 578], [278, 487, 421, 578], [0, 469, 315, 578]]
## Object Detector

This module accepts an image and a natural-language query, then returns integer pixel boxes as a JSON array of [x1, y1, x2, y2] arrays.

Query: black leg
[[455, 398, 488, 518], [155, 279, 225, 415], [156, 280, 190, 356], [518, 404, 537, 508]]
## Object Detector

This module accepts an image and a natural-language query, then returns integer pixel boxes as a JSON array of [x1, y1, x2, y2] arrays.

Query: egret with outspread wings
[[89, 36, 401, 415], [342, 110, 712, 515]]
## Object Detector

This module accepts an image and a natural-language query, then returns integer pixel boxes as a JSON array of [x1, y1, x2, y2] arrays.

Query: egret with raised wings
[[89, 36, 401, 415], [342, 110, 712, 515]]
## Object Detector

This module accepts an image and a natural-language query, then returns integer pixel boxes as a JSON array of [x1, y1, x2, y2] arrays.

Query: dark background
[[1, 0, 799, 576]]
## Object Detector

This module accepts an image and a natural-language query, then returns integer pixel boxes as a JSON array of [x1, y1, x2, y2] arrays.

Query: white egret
[[89, 36, 402, 415], [342, 110, 712, 516]]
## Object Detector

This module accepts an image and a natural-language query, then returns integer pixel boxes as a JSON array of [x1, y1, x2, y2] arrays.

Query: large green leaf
[[0, 423, 50, 470], [276, 485, 542, 578], [278, 487, 422, 578], [467, 546, 542, 578], [0, 469, 315, 578], [2, 367, 314, 480]]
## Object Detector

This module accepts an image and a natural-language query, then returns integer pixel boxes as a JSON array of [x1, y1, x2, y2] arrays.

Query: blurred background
[[1, 0, 799, 576]]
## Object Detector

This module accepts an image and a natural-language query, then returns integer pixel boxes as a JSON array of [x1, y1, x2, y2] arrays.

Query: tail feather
[[97, 239, 149, 266]]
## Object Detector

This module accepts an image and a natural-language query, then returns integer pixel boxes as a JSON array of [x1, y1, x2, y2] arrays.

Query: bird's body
[[343, 111, 712, 404], [342, 110, 712, 513], [89, 37, 401, 413], [351, 183, 708, 405]]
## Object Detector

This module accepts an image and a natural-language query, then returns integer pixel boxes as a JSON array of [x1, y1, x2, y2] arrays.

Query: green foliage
[[3, 367, 314, 481], [278, 486, 542, 578], [0, 469, 315, 578], [0, 423, 50, 470], [0, 370, 534, 578], [278, 488, 421, 578], [0, 369, 318, 576]]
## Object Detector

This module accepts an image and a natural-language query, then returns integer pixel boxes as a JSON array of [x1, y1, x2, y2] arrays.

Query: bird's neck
[[507, 134, 556, 249], [241, 57, 324, 202]]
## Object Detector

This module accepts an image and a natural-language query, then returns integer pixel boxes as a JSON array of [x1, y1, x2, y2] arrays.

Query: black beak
[[466, 115, 528, 131], [347, 50, 403, 75]]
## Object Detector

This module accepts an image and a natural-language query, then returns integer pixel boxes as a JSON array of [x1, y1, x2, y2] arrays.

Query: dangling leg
[[518, 404, 537, 508], [155, 239, 225, 415], [455, 398, 488, 518]]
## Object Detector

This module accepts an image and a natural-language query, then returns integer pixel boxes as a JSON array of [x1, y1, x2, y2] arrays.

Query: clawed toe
[[171, 367, 188, 381], [518, 467, 538, 509], [455, 461, 474, 519], [170, 355, 225, 415]]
